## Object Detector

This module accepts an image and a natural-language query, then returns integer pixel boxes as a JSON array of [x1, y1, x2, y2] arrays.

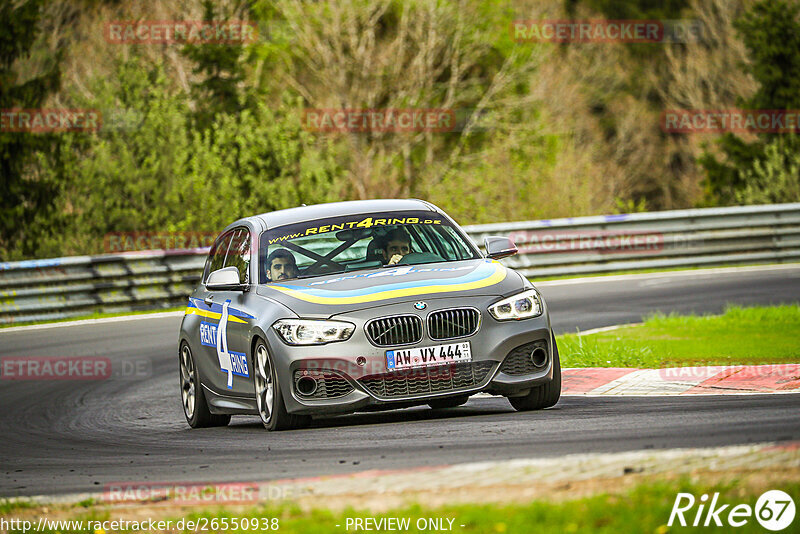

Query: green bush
[[701, 0, 800, 205], [35, 57, 341, 258], [735, 136, 800, 204]]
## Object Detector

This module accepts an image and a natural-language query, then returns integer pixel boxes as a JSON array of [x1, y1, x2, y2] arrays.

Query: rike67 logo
[[669, 490, 795, 531]]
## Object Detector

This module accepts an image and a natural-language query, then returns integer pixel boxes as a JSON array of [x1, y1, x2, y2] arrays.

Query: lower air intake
[[357, 361, 495, 399]]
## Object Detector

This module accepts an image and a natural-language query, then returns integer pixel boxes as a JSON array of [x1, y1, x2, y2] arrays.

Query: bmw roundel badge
[[414, 301, 427, 310]]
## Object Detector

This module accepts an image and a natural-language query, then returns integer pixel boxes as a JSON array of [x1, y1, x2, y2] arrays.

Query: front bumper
[[267, 295, 555, 415]]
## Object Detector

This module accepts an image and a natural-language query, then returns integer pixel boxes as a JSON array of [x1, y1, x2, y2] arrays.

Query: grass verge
[[557, 304, 800, 368], [2, 477, 797, 534]]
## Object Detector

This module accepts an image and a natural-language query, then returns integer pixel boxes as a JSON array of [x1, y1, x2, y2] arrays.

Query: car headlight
[[488, 289, 543, 320], [272, 319, 355, 345]]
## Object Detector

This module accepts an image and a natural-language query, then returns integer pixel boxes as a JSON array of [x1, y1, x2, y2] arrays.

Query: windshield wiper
[[294, 272, 345, 280]]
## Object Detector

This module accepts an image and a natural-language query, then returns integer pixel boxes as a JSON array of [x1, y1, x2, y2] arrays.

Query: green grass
[[5, 479, 797, 534], [557, 304, 800, 368], [0, 498, 34, 514], [77, 497, 97, 508]]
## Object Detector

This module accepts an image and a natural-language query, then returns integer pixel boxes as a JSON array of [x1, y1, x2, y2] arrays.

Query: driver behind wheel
[[266, 249, 299, 281], [381, 227, 412, 266]]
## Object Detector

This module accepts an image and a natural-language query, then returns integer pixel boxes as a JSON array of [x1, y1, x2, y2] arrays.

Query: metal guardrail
[[464, 202, 800, 277], [2, 203, 799, 324]]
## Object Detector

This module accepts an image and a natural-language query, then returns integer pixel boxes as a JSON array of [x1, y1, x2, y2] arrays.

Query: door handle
[[204, 296, 213, 306]]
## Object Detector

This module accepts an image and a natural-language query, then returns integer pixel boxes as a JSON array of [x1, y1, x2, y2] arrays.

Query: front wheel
[[253, 339, 309, 431], [179, 342, 230, 428], [507, 337, 562, 411]]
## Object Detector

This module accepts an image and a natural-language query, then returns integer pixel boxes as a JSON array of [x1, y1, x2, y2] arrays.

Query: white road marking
[[534, 263, 800, 287], [0, 311, 184, 334], [574, 323, 643, 336]]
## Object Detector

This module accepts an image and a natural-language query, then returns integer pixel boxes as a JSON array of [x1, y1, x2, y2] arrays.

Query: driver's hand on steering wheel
[[388, 254, 403, 265]]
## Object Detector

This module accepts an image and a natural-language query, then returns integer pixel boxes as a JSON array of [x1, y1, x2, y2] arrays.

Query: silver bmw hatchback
[[179, 199, 560, 430]]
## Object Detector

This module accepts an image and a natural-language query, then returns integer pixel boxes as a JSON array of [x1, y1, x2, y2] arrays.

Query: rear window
[[258, 211, 479, 283]]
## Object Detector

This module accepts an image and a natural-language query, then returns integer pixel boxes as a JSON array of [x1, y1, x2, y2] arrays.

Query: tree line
[[1, 0, 798, 260]]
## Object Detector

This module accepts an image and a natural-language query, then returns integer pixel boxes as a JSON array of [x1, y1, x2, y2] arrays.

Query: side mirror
[[206, 266, 245, 291], [484, 236, 518, 260]]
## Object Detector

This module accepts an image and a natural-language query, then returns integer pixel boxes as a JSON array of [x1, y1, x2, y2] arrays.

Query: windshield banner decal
[[266, 215, 444, 245]]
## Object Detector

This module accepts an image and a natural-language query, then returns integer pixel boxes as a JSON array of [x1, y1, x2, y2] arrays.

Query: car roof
[[250, 199, 439, 230]]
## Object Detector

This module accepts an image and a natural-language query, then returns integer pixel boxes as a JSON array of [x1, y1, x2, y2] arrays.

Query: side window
[[224, 228, 251, 284], [204, 231, 233, 283]]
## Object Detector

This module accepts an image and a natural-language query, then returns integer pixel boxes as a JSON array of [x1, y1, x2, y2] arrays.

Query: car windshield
[[258, 211, 480, 283]]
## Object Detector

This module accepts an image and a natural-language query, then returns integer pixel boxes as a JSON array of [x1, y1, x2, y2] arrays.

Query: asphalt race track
[[1, 266, 799, 497]]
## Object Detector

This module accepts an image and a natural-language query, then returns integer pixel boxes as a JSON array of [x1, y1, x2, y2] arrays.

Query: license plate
[[386, 342, 472, 371]]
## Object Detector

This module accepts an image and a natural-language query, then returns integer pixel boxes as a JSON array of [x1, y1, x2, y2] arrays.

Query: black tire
[[253, 339, 310, 431], [507, 336, 562, 411], [179, 342, 231, 428], [428, 395, 470, 410]]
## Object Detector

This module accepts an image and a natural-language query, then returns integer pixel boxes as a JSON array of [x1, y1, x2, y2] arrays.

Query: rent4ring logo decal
[[668, 490, 795, 530], [267, 214, 444, 244], [198, 300, 249, 387]]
